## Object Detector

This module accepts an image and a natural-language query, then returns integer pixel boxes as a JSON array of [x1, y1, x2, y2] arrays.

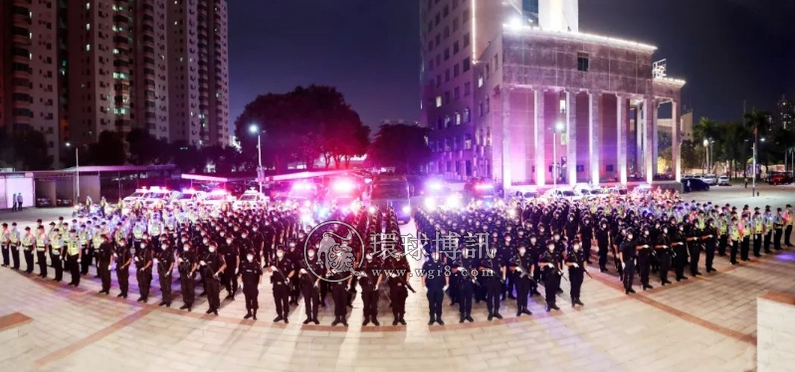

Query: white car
[[543, 188, 583, 200], [171, 189, 207, 207], [123, 189, 151, 207], [233, 190, 269, 209], [702, 174, 718, 186], [142, 188, 174, 208], [718, 176, 731, 186], [201, 190, 236, 208]]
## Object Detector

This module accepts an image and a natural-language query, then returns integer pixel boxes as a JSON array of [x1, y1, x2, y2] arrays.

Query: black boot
[[575, 298, 584, 306], [371, 317, 379, 326], [244, 311, 252, 319], [331, 316, 340, 326]]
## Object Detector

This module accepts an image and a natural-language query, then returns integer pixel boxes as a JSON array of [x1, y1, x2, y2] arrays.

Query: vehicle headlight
[[402, 206, 411, 214], [445, 194, 462, 209]]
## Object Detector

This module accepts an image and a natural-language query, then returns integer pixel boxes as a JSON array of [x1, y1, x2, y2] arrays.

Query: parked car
[[702, 174, 718, 186], [683, 178, 710, 192], [718, 176, 731, 186], [56, 195, 72, 206], [36, 197, 52, 208], [766, 172, 794, 185]]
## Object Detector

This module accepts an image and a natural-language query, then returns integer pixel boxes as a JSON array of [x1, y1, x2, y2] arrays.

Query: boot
[[371, 317, 379, 326], [398, 313, 406, 325], [575, 298, 584, 306], [522, 307, 532, 315], [436, 317, 444, 325], [428, 317, 435, 326], [253, 309, 257, 321], [459, 315, 465, 323], [493, 312, 502, 320], [341, 317, 348, 327], [331, 316, 340, 326], [363, 317, 370, 326], [274, 315, 284, 323], [244, 311, 252, 320], [303, 317, 312, 324]]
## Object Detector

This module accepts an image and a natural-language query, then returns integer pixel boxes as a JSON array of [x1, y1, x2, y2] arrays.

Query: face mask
[[644, 232, 649, 236], [200, 232, 206, 236], [226, 239, 232, 244], [220, 232, 225, 236], [432, 254, 440, 261], [247, 255, 254, 261], [276, 252, 284, 258], [208, 247, 216, 253], [183, 246, 190, 251], [530, 238, 537, 243], [203, 239, 209, 244], [181, 238, 187, 243], [548, 246, 555, 251], [628, 235, 634, 240], [119, 243, 126, 247], [554, 235, 560, 241], [242, 235, 248, 239], [518, 249, 526, 255], [573, 245, 580, 250], [308, 251, 315, 258]]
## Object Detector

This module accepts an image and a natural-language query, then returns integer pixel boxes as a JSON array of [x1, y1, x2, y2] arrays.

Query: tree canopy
[[366, 123, 432, 173]]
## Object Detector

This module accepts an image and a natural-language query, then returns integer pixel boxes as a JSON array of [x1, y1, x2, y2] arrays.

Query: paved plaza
[[1, 185, 794, 372]]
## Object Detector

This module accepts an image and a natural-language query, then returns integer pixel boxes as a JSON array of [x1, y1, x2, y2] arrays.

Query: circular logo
[[303, 220, 365, 283]]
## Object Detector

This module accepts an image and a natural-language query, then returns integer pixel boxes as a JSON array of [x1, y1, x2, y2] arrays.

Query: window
[[454, 87, 460, 99], [478, 74, 484, 87], [428, 41, 433, 52], [455, 111, 461, 125], [463, 107, 471, 122], [436, 75, 441, 87], [444, 91, 450, 103], [463, 57, 470, 71], [444, 48, 449, 60], [485, 97, 490, 113], [465, 160, 472, 176], [435, 34, 440, 45], [464, 134, 472, 150], [606, 165, 615, 172], [435, 96, 442, 107], [479, 101, 484, 117], [454, 41, 460, 54], [463, 9, 470, 21], [443, 5, 449, 17], [454, 64, 460, 77], [464, 82, 471, 96], [445, 69, 450, 82], [577, 52, 589, 72], [435, 13, 440, 25], [494, 53, 499, 70], [444, 115, 451, 128], [463, 33, 470, 47], [453, 18, 459, 31], [444, 26, 449, 39]]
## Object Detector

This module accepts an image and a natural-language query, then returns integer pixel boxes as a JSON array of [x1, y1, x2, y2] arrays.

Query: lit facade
[[168, 0, 230, 147], [420, 0, 685, 186], [1, 0, 60, 165]]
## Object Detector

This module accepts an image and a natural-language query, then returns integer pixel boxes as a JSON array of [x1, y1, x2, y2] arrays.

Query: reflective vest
[[718, 219, 727, 235], [755, 218, 763, 234], [729, 225, 740, 241], [92, 233, 104, 248], [36, 233, 47, 249], [785, 211, 793, 226], [9, 230, 19, 243], [67, 240, 80, 256], [22, 235, 33, 246]]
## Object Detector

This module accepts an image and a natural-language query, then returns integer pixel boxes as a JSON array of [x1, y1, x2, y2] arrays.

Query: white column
[[652, 100, 659, 176], [502, 87, 512, 190], [566, 90, 577, 185], [589, 91, 601, 185], [672, 100, 681, 181], [534, 89, 546, 186], [617, 95, 628, 185], [645, 97, 655, 184], [637, 101, 646, 176]]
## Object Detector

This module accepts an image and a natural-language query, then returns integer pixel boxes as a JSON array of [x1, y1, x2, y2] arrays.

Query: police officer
[[329, 268, 351, 326], [385, 253, 411, 326], [34, 226, 49, 277], [729, 217, 741, 265], [654, 224, 673, 285], [422, 251, 448, 325], [178, 242, 197, 311], [65, 229, 82, 286], [358, 251, 381, 326], [270, 247, 293, 323], [50, 228, 64, 282], [1, 223, 9, 267], [539, 240, 563, 311], [454, 248, 477, 323], [202, 241, 226, 315], [512, 245, 534, 316], [134, 239, 153, 303], [565, 239, 586, 307], [672, 224, 689, 279], [752, 210, 763, 257], [157, 240, 175, 307], [239, 250, 263, 320], [774, 209, 784, 251], [619, 230, 637, 294], [96, 235, 114, 294], [9, 223, 21, 270], [784, 204, 793, 247], [221, 236, 239, 301], [703, 219, 718, 273], [115, 238, 131, 298], [299, 245, 323, 325], [480, 245, 505, 320], [636, 226, 654, 290]]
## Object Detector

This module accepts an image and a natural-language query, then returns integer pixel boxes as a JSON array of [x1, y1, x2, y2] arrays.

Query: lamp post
[[553, 122, 564, 188], [703, 139, 709, 175], [249, 124, 263, 193], [65, 142, 79, 204]]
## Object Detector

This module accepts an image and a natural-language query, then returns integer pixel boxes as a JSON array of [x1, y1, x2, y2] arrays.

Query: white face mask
[[573, 245, 580, 250], [432, 254, 440, 261], [308, 251, 315, 258], [183, 246, 190, 251], [119, 243, 125, 247], [554, 236, 560, 241], [226, 239, 232, 245], [518, 249, 526, 255], [628, 235, 634, 240], [203, 239, 209, 244], [276, 252, 284, 258], [530, 238, 537, 243], [208, 247, 216, 253], [247, 255, 254, 261], [548, 246, 555, 251]]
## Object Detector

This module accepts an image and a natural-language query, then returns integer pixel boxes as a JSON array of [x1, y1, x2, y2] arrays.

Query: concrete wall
[[53, 174, 100, 205], [758, 292, 795, 372]]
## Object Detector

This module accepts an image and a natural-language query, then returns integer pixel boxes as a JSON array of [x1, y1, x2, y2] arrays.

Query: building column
[[566, 90, 577, 185], [671, 100, 681, 181], [589, 91, 601, 185], [644, 97, 656, 184], [501, 86, 512, 190], [534, 88, 546, 187], [617, 94, 628, 185], [637, 100, 646, 177]]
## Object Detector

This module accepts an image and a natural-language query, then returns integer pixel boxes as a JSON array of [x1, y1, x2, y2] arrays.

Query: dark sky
[[228, 0, 795, 130]]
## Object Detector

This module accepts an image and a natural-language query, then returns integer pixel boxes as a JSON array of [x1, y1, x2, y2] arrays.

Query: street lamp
[[65, 142, 79, 204], [249, 124, 264, 193], [553, 122, 564, 188], [703, 139, 709, 175]]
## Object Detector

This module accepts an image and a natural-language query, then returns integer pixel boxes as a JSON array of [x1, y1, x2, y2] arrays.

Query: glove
[[547, 263, 554, 268], [77, 259, 81, 263], [515, 267, 523, 272], [390, 273, 398, 278], [178, 258, 183, 263], [199, 260, 206, 266], [621, 262, 626, 269], [271, 265, 277, 271], [153, 258, 159, 263], [134, 257, 139, 262], [113, 253, 118, 258], [300, 268, 307, 275], [573, 263, 579, 268], [443, 285, 449, 292]]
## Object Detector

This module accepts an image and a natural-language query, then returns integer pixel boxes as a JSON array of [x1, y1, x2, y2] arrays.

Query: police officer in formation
[[239, 250, 262, 320]]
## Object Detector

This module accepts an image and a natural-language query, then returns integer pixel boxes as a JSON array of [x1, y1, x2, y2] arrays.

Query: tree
[[203, 145, 241, 174], [658, 131, 672, 152], [366, 124, 432, 173], [10, 129, 52, 170], [126, 128, 170, 165], [88, 131, 126, 165], [234, 85, 370, 172], [171, 140, 205, 173]]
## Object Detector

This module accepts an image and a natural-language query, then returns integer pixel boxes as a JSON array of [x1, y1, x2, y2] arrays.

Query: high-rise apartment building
[[1, 0, 230, 169], [421, 0, 686, 186], [1, 0, 60, 165], [167, 0, 230, 147]]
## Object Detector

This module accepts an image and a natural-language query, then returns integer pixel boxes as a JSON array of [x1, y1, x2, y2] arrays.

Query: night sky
[[228, 0, 795, 131]]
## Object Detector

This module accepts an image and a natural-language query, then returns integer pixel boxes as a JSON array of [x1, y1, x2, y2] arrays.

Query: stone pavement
[[1, 188, 794, 372]]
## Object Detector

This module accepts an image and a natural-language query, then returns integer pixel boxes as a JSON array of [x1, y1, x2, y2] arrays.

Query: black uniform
[[134, 245, 153, 302], [565, 247, 586, 305], [512, 249, 534, 315], [115, 244, 131, 297], [202, 249, 225, 314], [358, 258, 380, 326], [96, 241, 114, 293], [619, 238, 636, 293], [686, 225, 703, 276], [671, 228, 688, 280], [221, 242, 239, 299], [703, 223, 717, 272], [385, 256, 410, 325], [157, 245, 175, 306], [480, 251, 504, 319], [539, 247, 563, 310], [654, 232, 673, 285], [271, 255, 294, 322], [636, 233, 653, 289], [299, 254, 324, 324], [239, 259, 263, 319], [454, 253, 478, 322], [329, 270, 350, 326], [178, 249, 197, 310], [423, 257, 446, 324]]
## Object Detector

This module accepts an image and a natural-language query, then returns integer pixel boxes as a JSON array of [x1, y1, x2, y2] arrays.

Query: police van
[[233, 189, 269, 209]]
